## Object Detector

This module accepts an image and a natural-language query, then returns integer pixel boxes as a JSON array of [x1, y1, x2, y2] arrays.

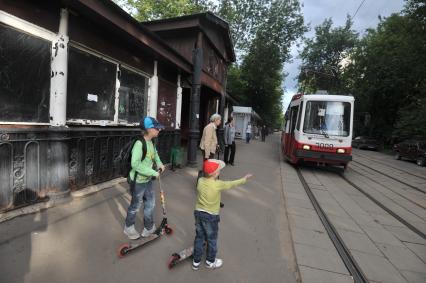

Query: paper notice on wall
[[87, 93, 98, 102], [318, 108, 326, 116]]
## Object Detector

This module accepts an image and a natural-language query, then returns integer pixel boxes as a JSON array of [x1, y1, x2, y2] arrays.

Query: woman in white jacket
[[224, 117, 236, 165]]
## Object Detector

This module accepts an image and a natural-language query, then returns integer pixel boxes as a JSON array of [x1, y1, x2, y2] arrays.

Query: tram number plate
[[316, 143, 334, 149]]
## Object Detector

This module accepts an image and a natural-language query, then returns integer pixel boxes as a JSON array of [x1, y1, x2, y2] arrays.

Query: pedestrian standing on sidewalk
[[200, 114, 221, 160], [224, 117, 236, 166], [261, 125, 267, 142], [192, 159, 252, 270], [123, 117, 166, 240], [245, 122, 252, 143]]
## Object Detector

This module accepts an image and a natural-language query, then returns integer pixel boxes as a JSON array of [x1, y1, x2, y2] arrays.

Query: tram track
[[339, 173, 426, 240], [351, 160, 425, 194], [352, 152, 426, 181], [296, 164, 426, 283], [349, 163, 426, 211], [296, 168, 369, 283]]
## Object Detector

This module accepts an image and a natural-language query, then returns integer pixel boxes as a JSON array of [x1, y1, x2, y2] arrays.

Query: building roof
[[143, 12, 236, 63], [63, 0, 193, 73]]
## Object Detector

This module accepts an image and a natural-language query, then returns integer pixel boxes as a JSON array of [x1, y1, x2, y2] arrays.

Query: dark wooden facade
[[0, 1, 234, 213]]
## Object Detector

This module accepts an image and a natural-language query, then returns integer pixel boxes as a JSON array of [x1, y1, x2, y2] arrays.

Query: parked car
[[352, 136, 379, 150], [393, 140, 426, 166]]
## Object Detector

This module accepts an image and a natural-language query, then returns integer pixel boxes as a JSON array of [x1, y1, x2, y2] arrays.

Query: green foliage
[[118, 0, 212, 21], [347, 8, 426, 142], [298, 17, 358, 94], [226, 0, 305, 128], [118, 0, 306, 128]]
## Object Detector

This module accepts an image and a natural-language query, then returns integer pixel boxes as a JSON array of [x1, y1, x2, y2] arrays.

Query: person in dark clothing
[[261, 125, 267, 142], [224, 117, 236, 165]]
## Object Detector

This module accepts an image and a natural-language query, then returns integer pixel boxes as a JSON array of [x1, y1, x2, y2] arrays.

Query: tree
[[227, 0, 306, 128], [117, 0, 212, 21], [117, 0, 306, 128], [297, 17, 358, 94], [343, 0, 426, 142]]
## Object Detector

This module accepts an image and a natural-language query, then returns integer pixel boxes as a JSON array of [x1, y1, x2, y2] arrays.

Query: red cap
[[203, 159, 225, 175]]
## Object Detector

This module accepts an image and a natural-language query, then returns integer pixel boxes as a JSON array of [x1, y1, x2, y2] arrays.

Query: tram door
[[286, 105, 299, 157]]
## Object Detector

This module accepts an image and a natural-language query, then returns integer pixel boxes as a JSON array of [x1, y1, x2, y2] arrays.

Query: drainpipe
[[148, 61, 159, 118], [188, 32, 203, 166]]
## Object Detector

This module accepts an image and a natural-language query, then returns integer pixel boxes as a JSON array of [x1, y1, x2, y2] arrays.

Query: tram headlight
[[337, 148, 345, 154], [303, 145, 311, 150]]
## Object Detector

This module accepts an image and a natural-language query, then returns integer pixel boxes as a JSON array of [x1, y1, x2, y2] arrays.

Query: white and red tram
[[281, 93, 354, 169]]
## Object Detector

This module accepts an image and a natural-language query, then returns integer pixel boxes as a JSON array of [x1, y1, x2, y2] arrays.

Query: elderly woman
[[200, 114, 221, 160]]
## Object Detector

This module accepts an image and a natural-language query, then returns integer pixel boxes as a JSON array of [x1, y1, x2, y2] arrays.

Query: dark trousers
[[193, 210, 220, 263], [224, 141, 236, 164]]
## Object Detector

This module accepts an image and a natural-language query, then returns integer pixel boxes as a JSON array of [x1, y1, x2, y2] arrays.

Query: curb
[[278, 142, 303, 283]]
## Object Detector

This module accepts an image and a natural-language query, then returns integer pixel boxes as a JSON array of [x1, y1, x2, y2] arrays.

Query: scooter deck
[[168, 246, 194, 269], [118, 224, 173, 258]]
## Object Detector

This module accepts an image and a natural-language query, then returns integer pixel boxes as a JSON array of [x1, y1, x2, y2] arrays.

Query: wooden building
[[0, 0, 234, 212]]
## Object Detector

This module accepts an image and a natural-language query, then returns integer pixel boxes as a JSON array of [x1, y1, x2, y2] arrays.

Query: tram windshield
[[303, 101, 351, 137]]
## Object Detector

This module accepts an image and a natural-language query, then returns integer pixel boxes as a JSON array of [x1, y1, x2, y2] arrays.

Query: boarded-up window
[[67, 46, 116, 121], [157, 78, 176, 129], [0, 23, 50, 123], [118, 67, 147, 123]]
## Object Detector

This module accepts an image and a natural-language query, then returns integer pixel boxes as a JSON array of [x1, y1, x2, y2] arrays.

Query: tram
[[281, 93, 354, 169]]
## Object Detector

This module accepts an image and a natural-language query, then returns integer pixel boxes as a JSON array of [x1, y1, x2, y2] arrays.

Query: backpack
[[119, 137, 148, 182]]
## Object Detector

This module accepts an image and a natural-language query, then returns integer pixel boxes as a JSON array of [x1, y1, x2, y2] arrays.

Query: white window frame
[[0, 11, 55, 125], [66, 42, 150, 127]]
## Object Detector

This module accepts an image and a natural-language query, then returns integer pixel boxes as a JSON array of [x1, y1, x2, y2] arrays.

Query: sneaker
[[192, 260, 201, 271], [205, 258, 223, 269], [141, 224, 156, 237], [123, 225, 140, 240]]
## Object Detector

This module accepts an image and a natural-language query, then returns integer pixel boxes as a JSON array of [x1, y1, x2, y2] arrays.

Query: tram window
[[290, 106, 299, 134], [303, 101, 351, 137], [296, 102, 303, 131]]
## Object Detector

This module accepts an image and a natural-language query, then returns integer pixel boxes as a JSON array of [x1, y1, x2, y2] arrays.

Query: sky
[[282, 0, 406, 112]]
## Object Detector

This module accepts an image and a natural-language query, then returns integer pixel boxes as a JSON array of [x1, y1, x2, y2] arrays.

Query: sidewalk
[[0, 134, 298, 283]]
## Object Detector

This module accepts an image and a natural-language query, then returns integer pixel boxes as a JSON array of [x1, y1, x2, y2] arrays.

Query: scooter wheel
[[165, 225, 173, 235], [167, 254, 180, 269], [118, 243, 131, 258]]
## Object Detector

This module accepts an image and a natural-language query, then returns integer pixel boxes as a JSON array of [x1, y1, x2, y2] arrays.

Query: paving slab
[[361, 225, 405, 247], [401, 270, 426, 283], [290, 227, 335, 250], [404, 242, 426, 262], [351, 250, 408, 283], [339, 230, 382, 256], [293, 243, 349, 275], [383, 225, 426, 245], [288, 213, 326, 232], [298, 265, 354, 283], [376, 243, 426, 273]]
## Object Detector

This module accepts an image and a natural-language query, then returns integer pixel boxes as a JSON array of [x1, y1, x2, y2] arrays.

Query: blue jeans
[[193, 210, 220, 263], [246, 133, 251, 143], [125, 181, 155, 228]]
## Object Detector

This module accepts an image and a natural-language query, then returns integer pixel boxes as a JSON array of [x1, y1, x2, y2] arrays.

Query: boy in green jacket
[[124, 117, 166, 240], [192, 159, 252, 270]]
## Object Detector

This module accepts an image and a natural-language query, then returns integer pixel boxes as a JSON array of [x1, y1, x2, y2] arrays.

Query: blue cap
[[140, 116, 165, 130]]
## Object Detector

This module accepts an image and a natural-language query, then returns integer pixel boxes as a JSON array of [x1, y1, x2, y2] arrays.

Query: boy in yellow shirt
[[192, 159, 252, 270]]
